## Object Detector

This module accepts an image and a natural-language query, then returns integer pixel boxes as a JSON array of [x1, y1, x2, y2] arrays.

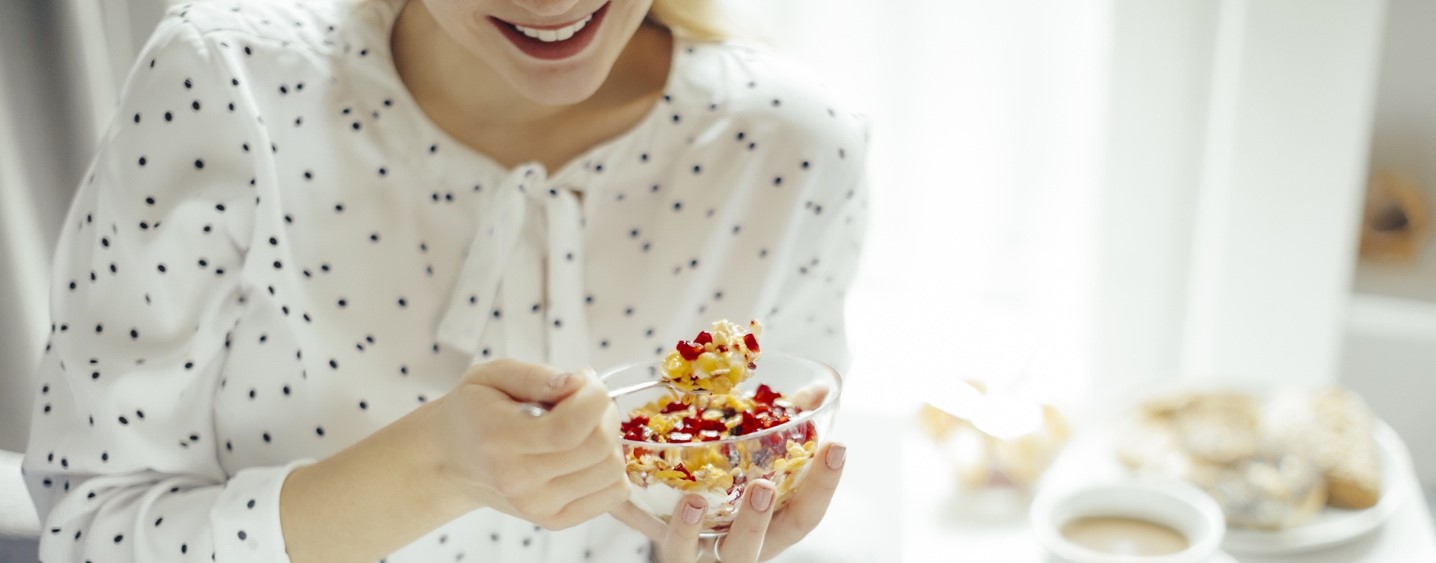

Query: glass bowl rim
[[603, 352, 843, 449]]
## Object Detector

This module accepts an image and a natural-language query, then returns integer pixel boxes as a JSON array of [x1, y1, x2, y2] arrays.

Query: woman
[[22, 0, 869, 561]]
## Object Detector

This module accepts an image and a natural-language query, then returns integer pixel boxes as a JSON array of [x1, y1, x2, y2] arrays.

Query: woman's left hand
[[612, 441, 847, 562]]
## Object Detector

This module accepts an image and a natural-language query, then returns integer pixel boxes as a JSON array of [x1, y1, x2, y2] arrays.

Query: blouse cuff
[[210, 458, 315, 563]]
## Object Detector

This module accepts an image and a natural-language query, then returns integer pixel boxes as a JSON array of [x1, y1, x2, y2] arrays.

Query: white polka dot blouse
[[22, 1, 870, 562]]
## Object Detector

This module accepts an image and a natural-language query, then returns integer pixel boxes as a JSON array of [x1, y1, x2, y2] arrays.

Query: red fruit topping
[[739, 411, 764, 435], [694, 331, 713, 345], [798, 420, 817, 443], [623, 383, 810, 444], [744, 333, 760, 352], [660, 401, 691, 414], [753, 384, 780, 405], [674, 463, 695, 480], [676, 340, 703, 361], [621, 415, 650, 441], [748, 362, 757, 370], [697, 417, 727, 433]]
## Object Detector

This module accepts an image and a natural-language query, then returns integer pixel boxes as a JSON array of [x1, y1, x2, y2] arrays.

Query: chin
[[472, 0, 651, 106], [502, 62, 611, 106], [413, 0, 655, 107]]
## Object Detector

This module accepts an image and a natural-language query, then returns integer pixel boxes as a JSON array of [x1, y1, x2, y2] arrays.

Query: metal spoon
[[519, 379, 711, 417]]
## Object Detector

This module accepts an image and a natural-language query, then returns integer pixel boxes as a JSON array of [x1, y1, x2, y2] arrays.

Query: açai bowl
[[606, 349, 841, 536]]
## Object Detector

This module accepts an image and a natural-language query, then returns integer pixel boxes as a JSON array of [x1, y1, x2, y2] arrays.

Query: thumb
[[467, 359, 586, 405]]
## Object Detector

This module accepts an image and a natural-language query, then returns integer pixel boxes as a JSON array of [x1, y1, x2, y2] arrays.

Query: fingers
[[529, 420, 621, 480], [763, 442, 847, 557], [720, 480, 777, 562], [466, 361, 612, 453], [546, 479, 631, 530], [791, 383, 831, 411], [611, 501, 667, 541], [465, 359, 580, 405], [536, 370, 614, 450], [526, 449, 626, 516], [657, 495, 707, 563]]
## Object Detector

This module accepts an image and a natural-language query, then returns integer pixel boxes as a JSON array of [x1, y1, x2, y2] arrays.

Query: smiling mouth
[[511, 14, 594, 42], [489, 2, 610, 61]]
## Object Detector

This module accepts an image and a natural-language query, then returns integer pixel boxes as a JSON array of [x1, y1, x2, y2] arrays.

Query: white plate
[[1089, 381, 1412, 556], [1206, 551, 1238, 563], [1042, 549, 1239, 563], [1220, 420, 1409, 555]]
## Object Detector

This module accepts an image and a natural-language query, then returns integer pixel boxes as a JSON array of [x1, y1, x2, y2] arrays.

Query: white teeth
[[513, 15, 592, 43]]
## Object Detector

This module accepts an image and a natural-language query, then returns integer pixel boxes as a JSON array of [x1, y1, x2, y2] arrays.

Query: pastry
[[1120, 386, 1383, 529], [1262, 387, 1383, 509], [1187, 454, 1327, 530], [1139, 391, 1262, 464]]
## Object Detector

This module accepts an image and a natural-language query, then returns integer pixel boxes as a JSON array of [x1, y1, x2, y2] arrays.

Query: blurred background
[[2, 0, 1433, 561]]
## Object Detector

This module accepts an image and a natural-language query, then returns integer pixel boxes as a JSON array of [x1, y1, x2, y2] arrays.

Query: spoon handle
[[519, 380, 666, 417], [607, 379, 665, 399]]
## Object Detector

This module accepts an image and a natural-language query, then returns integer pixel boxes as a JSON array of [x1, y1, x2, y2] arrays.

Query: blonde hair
[[647, 0, 729, 42]]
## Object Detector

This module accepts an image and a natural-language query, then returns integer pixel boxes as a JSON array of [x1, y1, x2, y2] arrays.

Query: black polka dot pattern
[[21, 3, 870, 563]]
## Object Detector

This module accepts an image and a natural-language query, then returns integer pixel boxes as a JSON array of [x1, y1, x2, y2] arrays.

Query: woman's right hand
[[434, 359, 628, 530]]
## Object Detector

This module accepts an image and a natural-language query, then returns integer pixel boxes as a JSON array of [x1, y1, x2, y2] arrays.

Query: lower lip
[[490, 3, 609, 62]]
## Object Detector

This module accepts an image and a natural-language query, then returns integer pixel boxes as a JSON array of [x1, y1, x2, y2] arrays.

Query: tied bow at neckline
[[436, 164, 591, 370]]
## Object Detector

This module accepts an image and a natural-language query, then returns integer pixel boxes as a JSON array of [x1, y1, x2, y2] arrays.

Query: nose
[[511, 0, 583, 18]]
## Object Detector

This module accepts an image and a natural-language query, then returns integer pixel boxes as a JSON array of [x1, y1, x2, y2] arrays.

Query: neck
[[391, 1, 670, 129]]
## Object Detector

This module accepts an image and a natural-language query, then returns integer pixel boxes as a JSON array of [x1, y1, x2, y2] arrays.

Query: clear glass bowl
[[604, 353, 842, 537]]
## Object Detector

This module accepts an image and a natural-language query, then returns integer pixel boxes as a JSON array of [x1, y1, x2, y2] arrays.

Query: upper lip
[[494, 3, 603, 30]]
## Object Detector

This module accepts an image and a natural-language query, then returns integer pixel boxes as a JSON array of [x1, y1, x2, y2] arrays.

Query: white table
[[898, 411, 1436, 563], [768, 405, 1435, 563], [8, 409, 1430, 562], [769, 409, 904, 562]]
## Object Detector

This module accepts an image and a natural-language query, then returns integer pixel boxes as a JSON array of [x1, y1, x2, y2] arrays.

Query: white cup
[[1030, 478, 1226, 563]]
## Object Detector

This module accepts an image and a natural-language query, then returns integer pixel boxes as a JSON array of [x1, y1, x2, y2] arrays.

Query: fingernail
[[681, 501, 704, 525], [750, 485, 774, 512], [547, 372, 571, 390], [826, 443, 847, 470]]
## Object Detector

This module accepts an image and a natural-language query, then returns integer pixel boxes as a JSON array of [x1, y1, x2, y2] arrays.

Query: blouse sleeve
[[21, 13, 301, 563], [756, 111, 872, 375]]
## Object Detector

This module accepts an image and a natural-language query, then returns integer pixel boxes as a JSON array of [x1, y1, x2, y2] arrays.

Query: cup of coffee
[[1030, 478, 1225, 563]]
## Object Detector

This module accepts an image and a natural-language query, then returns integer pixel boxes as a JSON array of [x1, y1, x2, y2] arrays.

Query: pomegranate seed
[[694, 331, 713, 345], [753, 384, 780, 405], [744, 333, 760, 352], [740, 411, 763, 434], [660, 401, 690, 414], [676, 341, 703, 361], [621, 415, 652, 441]]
